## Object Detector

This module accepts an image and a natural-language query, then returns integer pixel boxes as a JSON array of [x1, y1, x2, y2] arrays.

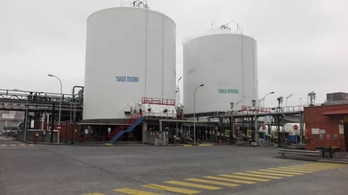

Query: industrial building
[[305, 104, 348, 152]]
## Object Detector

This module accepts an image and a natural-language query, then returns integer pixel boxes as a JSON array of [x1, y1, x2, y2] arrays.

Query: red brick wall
[[305, 104, 348, 152]]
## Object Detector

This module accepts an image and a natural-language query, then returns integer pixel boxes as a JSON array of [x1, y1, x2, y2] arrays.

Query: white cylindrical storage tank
[[183, 28, 258, 114], [84, 7, 176, 120]]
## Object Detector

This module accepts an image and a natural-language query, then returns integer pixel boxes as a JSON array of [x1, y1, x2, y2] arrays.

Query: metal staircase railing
[[108, 115, 140, 139], [108, 115, 145, 144]]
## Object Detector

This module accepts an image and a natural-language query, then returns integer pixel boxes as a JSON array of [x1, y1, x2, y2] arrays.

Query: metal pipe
[[71, 86, 84, 145], [24, 97, 28, 142], [50, 103, 55, 143]]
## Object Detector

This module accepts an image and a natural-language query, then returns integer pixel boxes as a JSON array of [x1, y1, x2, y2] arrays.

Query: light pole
[[260, 92, 275, 107], [286, 94, 293, 108], [193, 84, 204, 146], [48, 74, 62, 126], [14, 89, 28, 142], [300, 98, 302, 106], [176, 76, 182, 105]]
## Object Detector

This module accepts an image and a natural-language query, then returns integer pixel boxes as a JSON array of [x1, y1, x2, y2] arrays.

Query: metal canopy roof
[[322, 109, 348, 116]]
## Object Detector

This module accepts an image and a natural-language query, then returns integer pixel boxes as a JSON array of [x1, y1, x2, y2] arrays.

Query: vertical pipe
[[277, 115, 281, 147], [254, 115, 258, 144], [65, 121, 68, 143], [194, 93, 196, 145], [72, 94, 75, 145], [162, 13, 165, 99], [5, 120, 7, 137], [50, 103, 55, 143], [41, 112, 44, 131], [144, 8, 148, 97], [241, 35, 245, 105], [300, 111, 304, 144], [242, 117, 245, 138], [46, 114, 50, 131], [23, 98, 28, 142]]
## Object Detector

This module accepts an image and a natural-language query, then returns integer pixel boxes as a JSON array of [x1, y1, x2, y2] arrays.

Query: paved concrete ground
[[0, 139, 347, 195]]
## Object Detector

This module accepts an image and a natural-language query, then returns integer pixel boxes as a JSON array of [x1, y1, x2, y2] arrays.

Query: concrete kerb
[[275, 154, 348, 164], [318, 158, 348, 164], [15, 141, 247, 147], [17, 141, 152, 147]]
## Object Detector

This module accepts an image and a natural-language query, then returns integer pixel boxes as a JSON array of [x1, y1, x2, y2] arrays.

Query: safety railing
[[233, 105, 304, 116], [141, 97, 175, 106], [108, 113, 143, 140], [278, 148, 320, 158]]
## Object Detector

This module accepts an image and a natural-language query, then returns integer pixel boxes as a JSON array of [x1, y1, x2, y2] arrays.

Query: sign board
[[319, 134, 323, 139], [344, 116, 348, 123], [334, 134, 338, 140], [311, 128, 320, 135], [2, 113, 15, 119], [262, 125, 266, 130], [116, 76, 139, 82], [339, 124, 344, 134], [264, 116, 273, 125], [326, 134, 330, 140], [218, 89, 239, 94], [319, 129, 326, 134], [293, 125, 298, 131]]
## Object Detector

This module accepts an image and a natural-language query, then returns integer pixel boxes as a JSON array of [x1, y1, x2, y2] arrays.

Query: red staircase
[[108, 114, 142, 140]]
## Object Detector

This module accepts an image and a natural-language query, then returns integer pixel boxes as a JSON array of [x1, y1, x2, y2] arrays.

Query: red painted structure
[[39, 121, 82, 142], [305, 104, 348, 152]]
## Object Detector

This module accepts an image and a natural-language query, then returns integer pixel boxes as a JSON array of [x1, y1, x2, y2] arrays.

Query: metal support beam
[[299, 111, 304, 144], [254, 115, 258, 144], [142, 121, 147, 144]]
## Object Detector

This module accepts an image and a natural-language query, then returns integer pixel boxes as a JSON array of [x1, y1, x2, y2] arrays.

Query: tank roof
[[183, 28, 255, 45]]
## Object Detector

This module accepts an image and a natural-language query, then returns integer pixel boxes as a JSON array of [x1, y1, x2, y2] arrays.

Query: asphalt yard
[[0, 140, 347, 195]]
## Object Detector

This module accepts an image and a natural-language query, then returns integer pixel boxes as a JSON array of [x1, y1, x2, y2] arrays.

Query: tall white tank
[[84, 7, 176, 120], [183, 28, 258, 114]]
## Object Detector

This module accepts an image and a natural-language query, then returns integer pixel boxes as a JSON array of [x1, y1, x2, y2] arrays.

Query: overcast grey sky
[[0, 0, 347, 107]]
